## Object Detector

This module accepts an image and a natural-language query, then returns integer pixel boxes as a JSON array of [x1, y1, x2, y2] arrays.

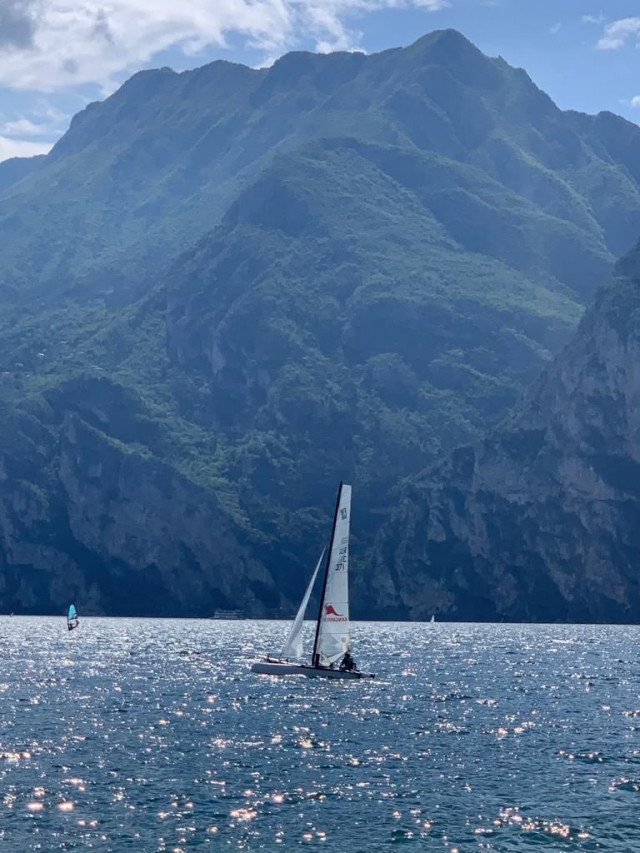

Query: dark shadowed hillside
[[1, 30, 640, 616]]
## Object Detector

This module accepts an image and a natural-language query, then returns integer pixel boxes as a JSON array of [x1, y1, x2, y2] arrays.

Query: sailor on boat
[[339, 651, 356, 672]]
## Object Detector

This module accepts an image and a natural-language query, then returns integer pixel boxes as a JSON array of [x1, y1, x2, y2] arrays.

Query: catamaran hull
[[251, 660, 374, 679]]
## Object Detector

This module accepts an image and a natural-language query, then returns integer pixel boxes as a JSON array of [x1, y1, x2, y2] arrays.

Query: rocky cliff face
[[0, 379, 278, 616], [369, 247, 640, 622]]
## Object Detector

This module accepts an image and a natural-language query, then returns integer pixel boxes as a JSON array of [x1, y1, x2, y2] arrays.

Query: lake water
[[0, 618, 639, 851]]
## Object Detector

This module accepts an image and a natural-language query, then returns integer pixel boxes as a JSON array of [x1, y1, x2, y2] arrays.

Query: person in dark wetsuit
[[339, 651, 356, 672]]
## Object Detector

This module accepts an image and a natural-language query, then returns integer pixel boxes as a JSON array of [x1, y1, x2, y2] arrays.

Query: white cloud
[[0, 102, 67, 137], [631, 95, 640, 108], [407, 0, 449, 7], [581, 13, 604, 25], [550, 22, 561, 35], [0, 101, 69, 144], [0, 136, 52, 161], [0, 0, 449, 93], [0, 117, 43, 136], [597, 16, 640, 50]]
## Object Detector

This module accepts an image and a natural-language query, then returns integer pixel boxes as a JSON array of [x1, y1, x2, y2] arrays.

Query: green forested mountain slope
[[161, 140, 580, 535], [1, 29, 639, 306], [1, 30, 640, 616]]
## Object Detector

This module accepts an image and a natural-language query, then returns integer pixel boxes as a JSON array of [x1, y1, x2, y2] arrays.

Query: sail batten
[[281, 549, 324, 660], [313, 483, 351, 667]]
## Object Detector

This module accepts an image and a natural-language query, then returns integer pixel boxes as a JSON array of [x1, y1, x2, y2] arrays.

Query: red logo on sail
[[324, 604, 347, 622]]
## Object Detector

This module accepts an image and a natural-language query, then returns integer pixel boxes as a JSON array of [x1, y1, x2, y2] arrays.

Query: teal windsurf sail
[[67, 604, 79, 631]]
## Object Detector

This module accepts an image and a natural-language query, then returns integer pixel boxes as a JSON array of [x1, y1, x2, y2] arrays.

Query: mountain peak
[[268, 47, 366, 84], [400, 27, 502, 91], [114, 65, 178, 102], [407, 28, 487, 61], [411, 28, 478, 50]]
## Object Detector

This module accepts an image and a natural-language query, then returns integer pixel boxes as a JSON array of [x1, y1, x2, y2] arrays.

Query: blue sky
[[0, 0, 638, 161]]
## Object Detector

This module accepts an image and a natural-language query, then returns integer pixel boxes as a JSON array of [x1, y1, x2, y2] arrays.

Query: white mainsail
[[314, 483, 351, 667], [281, 550, 324, 660], [250, 481, 375, 679]]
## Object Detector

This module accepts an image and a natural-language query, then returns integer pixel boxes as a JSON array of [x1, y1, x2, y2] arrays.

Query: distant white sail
[[315, 484, 351, 667], [281, 550, 324, 660]]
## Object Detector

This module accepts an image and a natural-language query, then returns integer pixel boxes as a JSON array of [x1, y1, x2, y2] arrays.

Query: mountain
[[3, 28, 640, 311], [2, 30, 640, 615], [370, 240, 640, 622], [0, 154, 44, 195]]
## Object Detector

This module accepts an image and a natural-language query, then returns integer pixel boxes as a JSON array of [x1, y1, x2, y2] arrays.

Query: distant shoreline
[[1, 614, 639, 626]]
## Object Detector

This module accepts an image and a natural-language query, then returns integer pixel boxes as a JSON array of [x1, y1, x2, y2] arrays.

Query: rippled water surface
[[1, 619, 640, 850]]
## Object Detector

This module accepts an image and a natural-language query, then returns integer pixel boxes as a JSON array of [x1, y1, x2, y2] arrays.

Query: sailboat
[[67, 604, 79, 632], [251, 482, 374, 680]]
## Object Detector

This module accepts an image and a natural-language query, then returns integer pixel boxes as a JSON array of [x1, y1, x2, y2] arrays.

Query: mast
[[311, 481, 343, 667]]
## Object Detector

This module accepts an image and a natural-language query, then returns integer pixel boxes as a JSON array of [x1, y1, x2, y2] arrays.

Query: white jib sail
[[281, 550, 324, 660], [316, 484, 351, 666]]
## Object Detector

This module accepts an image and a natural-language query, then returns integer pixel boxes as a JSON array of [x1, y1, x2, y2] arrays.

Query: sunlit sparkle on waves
[[0, 618, 638, 849]]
